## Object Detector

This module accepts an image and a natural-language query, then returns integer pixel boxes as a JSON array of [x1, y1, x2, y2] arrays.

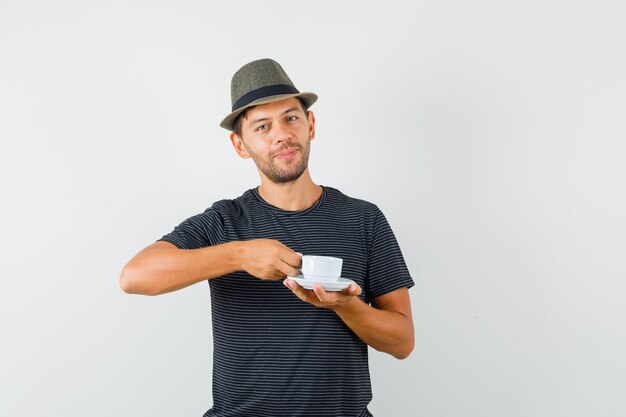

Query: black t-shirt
[[158, 185, 414, 417]]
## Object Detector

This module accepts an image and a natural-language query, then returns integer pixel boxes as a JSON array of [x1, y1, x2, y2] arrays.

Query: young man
[[120, 58, 415, 417]]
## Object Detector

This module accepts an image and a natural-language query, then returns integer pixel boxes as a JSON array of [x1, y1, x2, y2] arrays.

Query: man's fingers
[[312, 284, 328, 301], [281, 249, 303, 271], [344, 283, 362, 296], [278, 259, 302, 278], [270, 241, 302, 277], [284, 279, 312, 302], [284, 279, 363, 309]]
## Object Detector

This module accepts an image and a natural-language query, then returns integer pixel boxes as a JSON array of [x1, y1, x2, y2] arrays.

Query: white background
[[1, 1, 625, 416]]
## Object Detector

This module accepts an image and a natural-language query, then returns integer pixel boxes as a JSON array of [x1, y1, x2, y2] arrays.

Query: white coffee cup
[[301, 255, 343, 281]]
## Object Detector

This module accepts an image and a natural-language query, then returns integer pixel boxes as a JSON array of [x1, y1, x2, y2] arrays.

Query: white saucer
[[286, 275, 355, 291]]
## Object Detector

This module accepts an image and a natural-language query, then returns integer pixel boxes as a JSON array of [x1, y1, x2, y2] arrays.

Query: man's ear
[[307, 111, 316, 141], [229, 132, 251, 159]]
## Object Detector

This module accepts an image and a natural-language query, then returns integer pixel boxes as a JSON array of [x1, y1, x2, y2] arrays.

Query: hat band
[[232, 84, 300, 112]]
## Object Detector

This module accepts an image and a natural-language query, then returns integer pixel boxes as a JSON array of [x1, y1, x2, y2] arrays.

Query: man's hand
[[238, 239, 302, 280], [283, 279, 362, 310]]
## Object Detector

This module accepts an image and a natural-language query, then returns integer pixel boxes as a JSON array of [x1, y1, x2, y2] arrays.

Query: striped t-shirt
[[158, 185, 414, 417]]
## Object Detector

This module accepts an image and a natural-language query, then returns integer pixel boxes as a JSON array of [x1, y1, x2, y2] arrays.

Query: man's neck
[[257, 172, 323, 211]]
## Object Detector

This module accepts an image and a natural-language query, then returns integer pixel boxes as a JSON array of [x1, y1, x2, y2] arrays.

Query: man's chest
[[222, 212, 370, 284]]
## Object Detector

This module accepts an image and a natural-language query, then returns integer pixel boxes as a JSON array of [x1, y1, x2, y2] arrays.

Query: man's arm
[[120, 239, 301, 296], [283, 281, 414, 359], [334, 287, 414, 359]]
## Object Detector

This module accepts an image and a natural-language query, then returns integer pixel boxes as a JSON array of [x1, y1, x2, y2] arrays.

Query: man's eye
[[256, 124, 268, 131], [287, 116, 297, 121]]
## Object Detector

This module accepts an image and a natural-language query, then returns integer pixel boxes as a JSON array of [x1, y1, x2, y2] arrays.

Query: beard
[[246, 139, 311, 184]]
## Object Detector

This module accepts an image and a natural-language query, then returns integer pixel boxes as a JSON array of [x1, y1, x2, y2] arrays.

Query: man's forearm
[[333, 298, 414, 359], [120, 241, 242, 295]]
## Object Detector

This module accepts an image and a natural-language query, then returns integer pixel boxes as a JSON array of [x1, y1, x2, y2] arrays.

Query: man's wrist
[[228, 241, 245, 272], [333, 295, 364, 315]]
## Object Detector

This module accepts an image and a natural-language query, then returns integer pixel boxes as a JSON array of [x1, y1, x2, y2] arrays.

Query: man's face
[[230, 97, 316, 184]]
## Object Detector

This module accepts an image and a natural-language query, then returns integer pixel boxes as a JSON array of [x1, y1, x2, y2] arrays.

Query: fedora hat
[[220, 58, 318, 131]]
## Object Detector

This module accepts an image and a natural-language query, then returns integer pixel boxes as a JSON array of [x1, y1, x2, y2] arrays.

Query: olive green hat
[[220, 58, 318, 131]]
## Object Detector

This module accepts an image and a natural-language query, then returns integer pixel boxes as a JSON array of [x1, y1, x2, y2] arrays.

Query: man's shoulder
[[324, 186, 381, 216], [200, 189, 256, 216]]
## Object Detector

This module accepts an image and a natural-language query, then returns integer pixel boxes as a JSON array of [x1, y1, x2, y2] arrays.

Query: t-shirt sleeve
[[157, 207, 225, 250], [365, 207, 415, 299]]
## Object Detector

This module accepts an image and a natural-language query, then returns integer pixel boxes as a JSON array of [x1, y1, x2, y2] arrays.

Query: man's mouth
[[274, 149, 298, 159]]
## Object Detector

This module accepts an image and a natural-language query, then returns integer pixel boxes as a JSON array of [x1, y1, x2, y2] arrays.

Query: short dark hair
[[233, 97, 309, 137]]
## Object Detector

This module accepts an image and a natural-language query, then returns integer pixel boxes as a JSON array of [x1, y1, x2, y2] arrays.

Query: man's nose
[[272, 121, 292, 143]]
